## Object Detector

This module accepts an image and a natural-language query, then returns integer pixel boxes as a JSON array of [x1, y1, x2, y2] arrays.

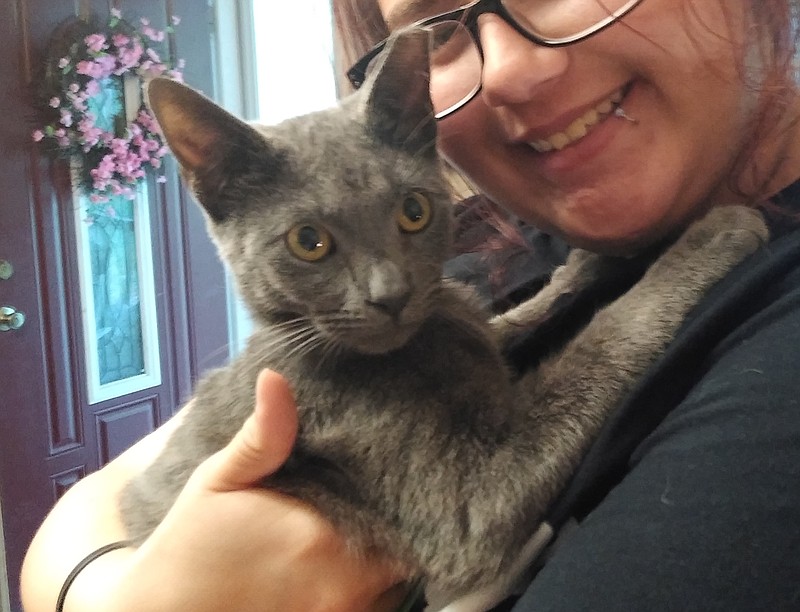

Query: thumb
[[202, 369, 298, 492]]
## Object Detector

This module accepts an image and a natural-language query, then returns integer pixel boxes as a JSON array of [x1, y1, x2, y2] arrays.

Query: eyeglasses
[[347, 0, 645, 119]]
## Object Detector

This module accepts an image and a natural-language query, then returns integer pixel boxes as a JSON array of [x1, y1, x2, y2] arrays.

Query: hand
[[21, 370, 408, 612], [115, 369, 407, 611]]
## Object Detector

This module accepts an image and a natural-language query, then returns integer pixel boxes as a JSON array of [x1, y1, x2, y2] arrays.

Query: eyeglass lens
[[426, 0, 641, 117], [503, 0, 642, 40]]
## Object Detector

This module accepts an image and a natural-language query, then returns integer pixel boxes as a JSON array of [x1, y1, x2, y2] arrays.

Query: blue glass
[[85, 77, 123, 133], [86, 197, 145, 384]]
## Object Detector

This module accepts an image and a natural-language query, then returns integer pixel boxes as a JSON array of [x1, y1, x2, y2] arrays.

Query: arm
[[21, 370, 406, 612]]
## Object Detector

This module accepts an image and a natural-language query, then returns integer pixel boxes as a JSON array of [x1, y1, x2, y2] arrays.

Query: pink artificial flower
[[85, 34, 108, 53], [71, 95, 88, 113], [58, 57, 70, 69], [57, 136, 70, 147], [137, 110, 160, 132], [32, 130, 44, 142], [54, 128, 66, 138], [116, 40, 143, 72], [97, 54, 117, 76], [76, 55, 116, 79], [146, 48, 161, 63], [111, 8, 122, 19], [68, 83, 80, 93], [60, 109, 73, 127], [76, 60, 103, 79], [85, 79, 101, 97], [49, 97, 60, 108], [91, 154, 116, 181], [112, 33, 131, 48], [89, 193, 105, 204], [141, 25, 165, 42], [78, 116, 104, 149]]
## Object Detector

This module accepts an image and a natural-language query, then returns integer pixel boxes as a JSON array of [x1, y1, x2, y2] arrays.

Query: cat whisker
[[280, 329, 326, 363], [315, 335, 346, 372]]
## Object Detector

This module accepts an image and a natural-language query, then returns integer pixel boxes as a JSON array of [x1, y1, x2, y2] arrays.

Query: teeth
[[528, 89, 626, 153]]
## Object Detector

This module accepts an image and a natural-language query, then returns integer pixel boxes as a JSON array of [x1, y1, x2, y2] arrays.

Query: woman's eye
[[286, 224, 334, 262], [396, 192, 433, 233]]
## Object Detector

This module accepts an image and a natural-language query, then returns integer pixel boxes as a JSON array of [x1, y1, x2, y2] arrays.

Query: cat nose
[[366, 262, 412, 318], [367, 290, 412, 318]]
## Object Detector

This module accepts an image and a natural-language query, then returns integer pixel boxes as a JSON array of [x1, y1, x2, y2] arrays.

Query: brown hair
[[332, 0, 389, 93], [719, 1, 800, 201]]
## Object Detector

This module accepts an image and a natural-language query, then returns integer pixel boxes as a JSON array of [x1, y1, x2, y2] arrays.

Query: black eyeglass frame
[[347, 0, 645, 117]]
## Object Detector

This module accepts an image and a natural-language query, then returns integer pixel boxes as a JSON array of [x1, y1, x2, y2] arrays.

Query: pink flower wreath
[[34, 10, 184, 204]]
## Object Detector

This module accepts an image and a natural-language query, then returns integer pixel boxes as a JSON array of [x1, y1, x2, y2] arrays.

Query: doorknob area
[[0, 305, 25, 331]]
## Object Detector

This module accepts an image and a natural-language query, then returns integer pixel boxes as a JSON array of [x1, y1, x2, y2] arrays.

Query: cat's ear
[[146, 78, 283, 221], [361, 27, 436, 156]]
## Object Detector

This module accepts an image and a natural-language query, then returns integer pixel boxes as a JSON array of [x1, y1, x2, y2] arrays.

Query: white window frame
[[211, 0, 337, 354], [73, 180, 162, 404]]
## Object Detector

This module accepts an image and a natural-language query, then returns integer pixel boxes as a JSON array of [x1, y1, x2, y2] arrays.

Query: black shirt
[[452, 188, 800, 611]]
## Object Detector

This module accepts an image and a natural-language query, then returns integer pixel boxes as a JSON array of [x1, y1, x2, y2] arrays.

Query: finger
[[203, 369, 299, 492]]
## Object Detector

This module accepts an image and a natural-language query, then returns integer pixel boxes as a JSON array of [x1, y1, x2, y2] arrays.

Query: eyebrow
[[385, 0, 461, 29]]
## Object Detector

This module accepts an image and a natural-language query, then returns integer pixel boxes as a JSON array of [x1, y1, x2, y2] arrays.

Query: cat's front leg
[[423, 206, 768, 596], [489, 249, 620, 344], [510, 205, 769, 507]]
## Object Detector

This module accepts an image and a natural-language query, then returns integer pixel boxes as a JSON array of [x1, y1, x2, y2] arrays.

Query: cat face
[[147, 29, 452, 354]]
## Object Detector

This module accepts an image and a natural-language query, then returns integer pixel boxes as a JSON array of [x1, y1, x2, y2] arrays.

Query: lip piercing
[[614, 106, 638, 123]]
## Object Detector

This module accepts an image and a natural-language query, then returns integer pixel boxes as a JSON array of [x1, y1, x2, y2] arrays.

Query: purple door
[[0, 2, 229, 609]]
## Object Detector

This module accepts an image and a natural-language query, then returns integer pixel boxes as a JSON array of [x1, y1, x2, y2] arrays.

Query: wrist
[[58, 543, 135, 612]]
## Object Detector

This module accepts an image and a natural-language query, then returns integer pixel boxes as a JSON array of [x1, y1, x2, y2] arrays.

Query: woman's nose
[[478, 14, 569, 108]]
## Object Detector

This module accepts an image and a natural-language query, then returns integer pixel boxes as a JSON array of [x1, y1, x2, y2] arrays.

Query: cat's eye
[[396, 192, 432, 233], [286, 224, 334, 262]]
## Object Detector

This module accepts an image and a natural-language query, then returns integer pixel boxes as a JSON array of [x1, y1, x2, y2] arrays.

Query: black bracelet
[[55, 540, 132, 612]]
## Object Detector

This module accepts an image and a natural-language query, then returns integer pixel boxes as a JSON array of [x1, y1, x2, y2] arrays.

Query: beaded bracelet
[[55, 540, 132, 612]]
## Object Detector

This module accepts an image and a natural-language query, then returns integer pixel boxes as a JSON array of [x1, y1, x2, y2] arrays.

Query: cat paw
[[680, 205, 769, 254], [551, 249, 604, 283], [644, 205, 768, 287]]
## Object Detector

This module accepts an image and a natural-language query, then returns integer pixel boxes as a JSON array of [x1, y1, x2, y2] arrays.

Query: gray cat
[[120, 28, 768, 604]]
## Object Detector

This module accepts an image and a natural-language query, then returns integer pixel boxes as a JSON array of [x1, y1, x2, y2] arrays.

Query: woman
[[21, 0, 800, 610]]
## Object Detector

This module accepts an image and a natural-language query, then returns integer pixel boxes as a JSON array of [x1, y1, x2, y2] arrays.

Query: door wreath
[[34, 9, 184, 204]]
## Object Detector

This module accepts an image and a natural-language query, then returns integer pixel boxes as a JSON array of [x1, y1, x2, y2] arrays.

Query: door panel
[[0, 2, 229, 610]]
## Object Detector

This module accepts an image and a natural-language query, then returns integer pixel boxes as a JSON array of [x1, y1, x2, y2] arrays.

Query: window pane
[[252, 1, 337, 123], [86, 197, 145, 384]]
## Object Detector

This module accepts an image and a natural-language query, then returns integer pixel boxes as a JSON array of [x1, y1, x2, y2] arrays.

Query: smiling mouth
[[528, 85, 630, 153]]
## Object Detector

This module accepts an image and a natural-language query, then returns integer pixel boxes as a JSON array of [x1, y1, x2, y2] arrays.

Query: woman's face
[[376, 0, 800, 253]]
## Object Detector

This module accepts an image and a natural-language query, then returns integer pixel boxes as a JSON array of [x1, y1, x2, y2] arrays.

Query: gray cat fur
[[119, 28, 769, 596]]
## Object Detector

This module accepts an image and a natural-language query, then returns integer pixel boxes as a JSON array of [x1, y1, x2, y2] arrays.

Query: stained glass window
[[85, 198, 145, 384]]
